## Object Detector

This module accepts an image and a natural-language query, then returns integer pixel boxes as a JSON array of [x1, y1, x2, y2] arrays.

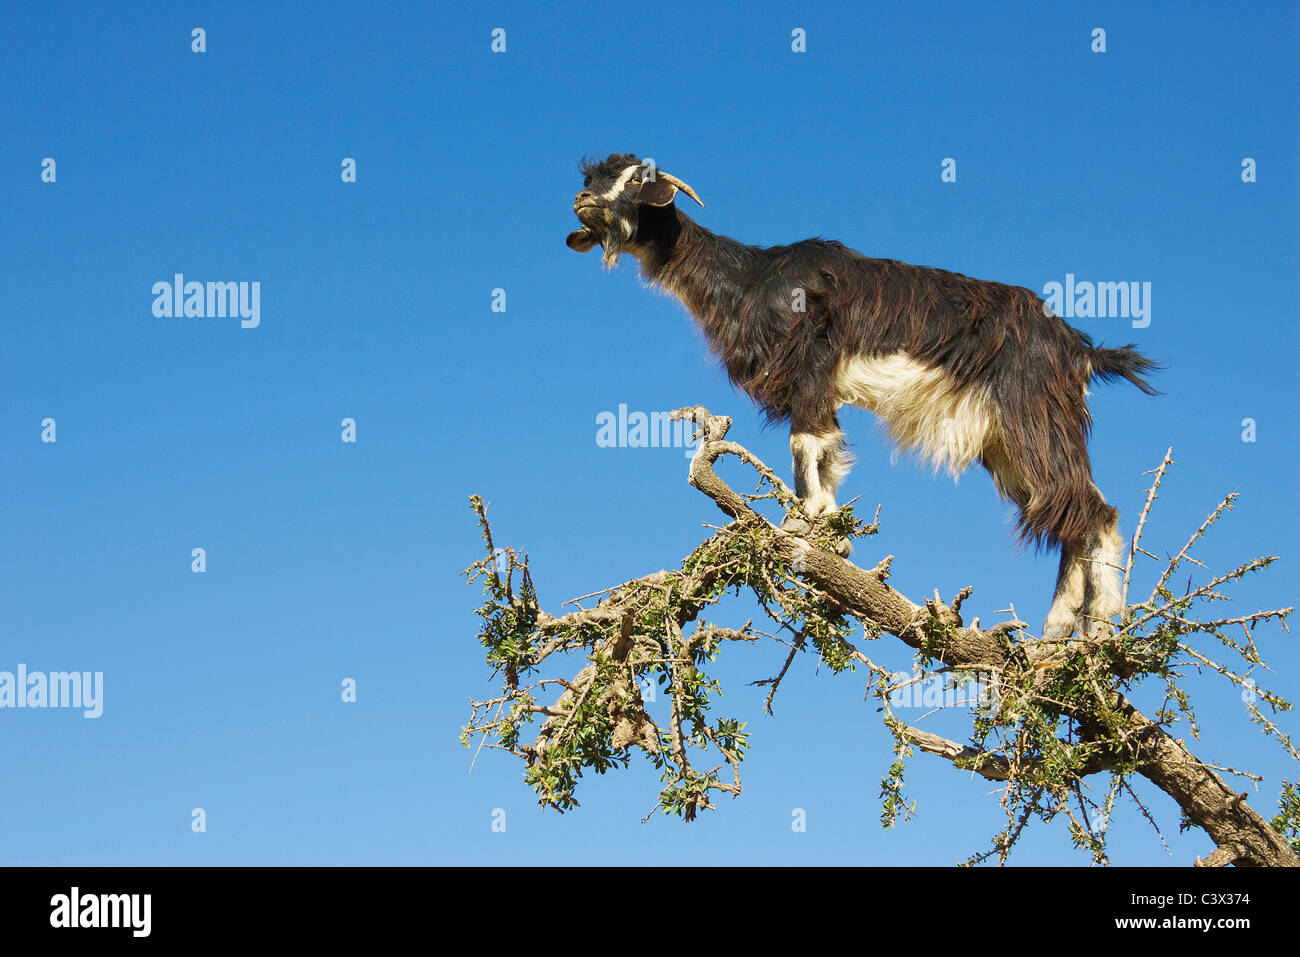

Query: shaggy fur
[[567, 153, 1160, 638]]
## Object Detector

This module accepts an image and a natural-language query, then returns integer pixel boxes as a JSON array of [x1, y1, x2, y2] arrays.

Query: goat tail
[[1087, 343, 1162, 396]]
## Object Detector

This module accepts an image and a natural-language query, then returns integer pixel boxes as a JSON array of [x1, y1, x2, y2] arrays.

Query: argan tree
[[463, 407, 1298, 866]]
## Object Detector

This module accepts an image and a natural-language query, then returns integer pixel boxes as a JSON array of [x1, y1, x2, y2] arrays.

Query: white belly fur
[[833, 351, 997, 479]]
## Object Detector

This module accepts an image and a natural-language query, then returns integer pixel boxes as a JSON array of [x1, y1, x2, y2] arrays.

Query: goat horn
[[658, 172, 705, 207]]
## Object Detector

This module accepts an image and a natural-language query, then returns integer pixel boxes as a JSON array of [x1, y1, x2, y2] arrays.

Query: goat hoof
[[780, 514, 849, 557], [780, 514, 812, 536], [1084, 618, 1116, 641], [1041, 620, 1076, 641]]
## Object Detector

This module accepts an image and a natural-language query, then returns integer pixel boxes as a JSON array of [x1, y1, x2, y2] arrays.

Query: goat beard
[[599, 218, 636, 269]]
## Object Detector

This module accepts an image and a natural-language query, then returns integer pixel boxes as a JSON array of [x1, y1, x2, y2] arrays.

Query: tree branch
[[464, 408, 1298, 866]]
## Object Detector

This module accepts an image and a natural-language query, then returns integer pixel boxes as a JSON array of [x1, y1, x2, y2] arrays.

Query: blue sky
[[1, 1, 1295, 865]]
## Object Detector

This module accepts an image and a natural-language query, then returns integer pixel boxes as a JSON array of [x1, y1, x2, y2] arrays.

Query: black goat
[[566, 153, 1159, 640]]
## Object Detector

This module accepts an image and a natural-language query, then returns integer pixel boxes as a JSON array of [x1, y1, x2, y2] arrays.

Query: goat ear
[[637, 170, 705, 207], [566, 228, 599, 252], [637, 176, 679, 207]]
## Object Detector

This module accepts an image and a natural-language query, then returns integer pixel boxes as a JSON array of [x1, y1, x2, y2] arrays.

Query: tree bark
[[676, 406, 1298, 867]]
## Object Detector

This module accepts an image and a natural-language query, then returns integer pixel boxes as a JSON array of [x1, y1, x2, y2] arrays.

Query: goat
[[566, 153, 1159, 640]]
